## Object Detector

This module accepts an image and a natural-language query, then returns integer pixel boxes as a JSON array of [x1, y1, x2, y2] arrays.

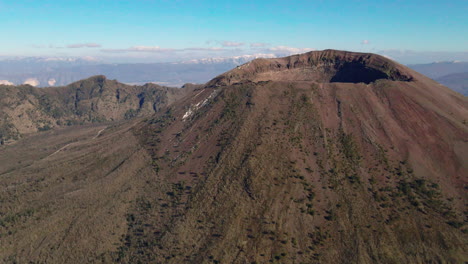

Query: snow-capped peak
[[180, 54, 277, 65]]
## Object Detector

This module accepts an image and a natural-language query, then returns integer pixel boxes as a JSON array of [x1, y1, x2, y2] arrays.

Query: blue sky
[[0, 0, 467, 63]]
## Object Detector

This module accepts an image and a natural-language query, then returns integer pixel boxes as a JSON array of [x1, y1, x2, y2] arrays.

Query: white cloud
[[184, 47, 225, 51], [48, 78, 56, 86], [131, 46, 174, 52], [377, 49, 468, 64], [101, 46, 227, 53], [67, 43, 102, 48], [43, 57, 75, 62], [0, 80, 14, 85], [23, 78, 40, 87], [221, 41, 244, 47], [361, 40, 370, 45], [81, 56, 99, 61], [32, 44, 63, 49], [101, 46, 175, 53], [98, 44, 317, 62], [250, 42, 268, 47], [381, 54, 395, 61], [267, 46, 315, 55], [181, 53, 277, 64]]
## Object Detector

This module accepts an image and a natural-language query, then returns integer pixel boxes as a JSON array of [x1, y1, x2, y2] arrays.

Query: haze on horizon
[[0, 0, 467, 64]]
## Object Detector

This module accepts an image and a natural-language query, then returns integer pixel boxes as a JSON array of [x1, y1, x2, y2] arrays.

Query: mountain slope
[[0, 50, 466, 263], [0, 75, 191, 143], [129, 50, 467, 263]]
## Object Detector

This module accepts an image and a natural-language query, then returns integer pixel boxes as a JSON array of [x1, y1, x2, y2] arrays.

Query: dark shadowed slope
[[0, 50, 467, 263]]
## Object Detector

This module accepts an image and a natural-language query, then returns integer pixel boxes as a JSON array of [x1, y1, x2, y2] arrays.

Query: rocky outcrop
[[207, 49, 413, 86], [0, 75, 190, 143]]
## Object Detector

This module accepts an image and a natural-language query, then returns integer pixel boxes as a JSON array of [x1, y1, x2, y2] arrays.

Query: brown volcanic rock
[[130, 51, 467, 263], [207, 49, 413, 86], [0, 50, 466, 263]]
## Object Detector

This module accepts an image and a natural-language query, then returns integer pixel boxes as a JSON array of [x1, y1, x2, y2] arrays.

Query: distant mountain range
[[408, 61, 468, 79], [1, 56, 467, 95], [0, 55, 276, 88], [408, 61, 468, 95], [434, 72, 468, 95], [180, 53, 276, 64]]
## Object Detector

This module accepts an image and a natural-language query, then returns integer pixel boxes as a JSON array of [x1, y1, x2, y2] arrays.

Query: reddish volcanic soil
[[0, 50, 466, 263]]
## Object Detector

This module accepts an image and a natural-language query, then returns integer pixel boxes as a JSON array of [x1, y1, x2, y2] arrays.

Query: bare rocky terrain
[[0, 50, 467, 263], [0, 76, 192, 143]]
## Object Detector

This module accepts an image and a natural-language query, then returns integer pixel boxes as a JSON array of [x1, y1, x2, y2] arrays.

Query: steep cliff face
[[0, 50, 466, 263], [0, 76, 191, 143]]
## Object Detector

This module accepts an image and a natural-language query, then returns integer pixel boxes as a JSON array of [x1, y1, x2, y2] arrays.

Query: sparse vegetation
[[0, 51, 466, 264]]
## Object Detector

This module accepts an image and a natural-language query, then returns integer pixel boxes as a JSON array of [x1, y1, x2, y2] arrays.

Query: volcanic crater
[[208, 49, 413, 86]]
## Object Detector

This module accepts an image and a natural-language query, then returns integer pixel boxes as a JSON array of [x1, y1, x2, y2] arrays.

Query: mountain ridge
[[0, 75, 192, 143], [0, 50, 466, 263], [207, 50, 414, 87], [1, 53, 467, 95]]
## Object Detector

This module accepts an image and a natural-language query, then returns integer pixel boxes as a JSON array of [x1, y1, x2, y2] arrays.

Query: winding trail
[[47, 126, 107, 159], [93, 127, 106, 139]]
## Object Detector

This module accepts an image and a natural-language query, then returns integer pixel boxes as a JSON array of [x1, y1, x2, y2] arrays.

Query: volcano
[[0, 50, 466, 263]]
